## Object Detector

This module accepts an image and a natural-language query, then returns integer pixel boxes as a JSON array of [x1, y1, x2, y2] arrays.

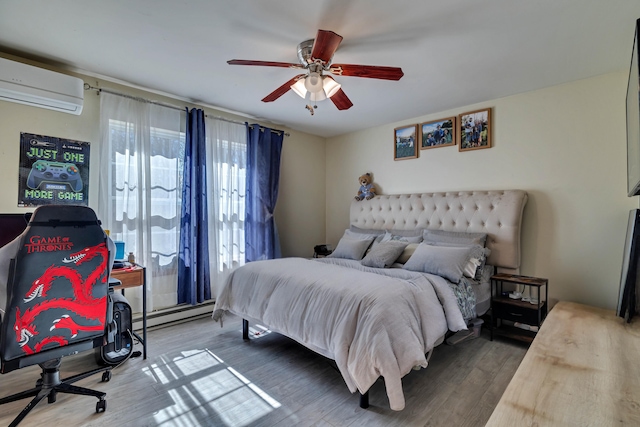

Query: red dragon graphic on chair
[[13, 242, 108, 355]]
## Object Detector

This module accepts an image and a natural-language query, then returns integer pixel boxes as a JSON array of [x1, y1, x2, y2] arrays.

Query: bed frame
[[244, 189, 528, 409]]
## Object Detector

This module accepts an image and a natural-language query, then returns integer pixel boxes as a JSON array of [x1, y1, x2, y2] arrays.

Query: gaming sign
[[18, 133, 90, 207]]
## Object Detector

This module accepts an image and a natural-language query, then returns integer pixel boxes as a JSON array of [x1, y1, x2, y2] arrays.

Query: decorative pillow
[[479, 263, 495, 283], [395, 243, 419, 264], [463, 245, 491, 279], [423, 229, 487, 247], [402, 243, 477, 283], [383, 228, 424, 238], [361, 241, 409, 268], [380, 231, 423, 244], [327, 231, 376, 260]]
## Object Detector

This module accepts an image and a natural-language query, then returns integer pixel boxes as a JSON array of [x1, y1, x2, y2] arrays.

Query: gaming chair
[[0, 205, 114, 426]]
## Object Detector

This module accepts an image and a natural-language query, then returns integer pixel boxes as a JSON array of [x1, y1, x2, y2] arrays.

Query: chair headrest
[[29, 206, 99, 225]]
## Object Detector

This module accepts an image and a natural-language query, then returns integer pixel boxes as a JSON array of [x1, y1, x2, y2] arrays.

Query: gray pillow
[[423, 229, 487, 247], [361, 241, 409, 268], [348, 226, 385, 236], [428, 242, 491, 279], [347, 229, 384, 255], [327, 236, 375, 260], [383, 228, 423, 238], [344, 228, 383, 243], [380, 231, 423, 244], [402, 243, 476, 283]]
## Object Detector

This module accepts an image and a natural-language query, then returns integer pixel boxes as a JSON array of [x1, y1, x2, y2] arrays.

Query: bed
[[212, 190, 528, 410]]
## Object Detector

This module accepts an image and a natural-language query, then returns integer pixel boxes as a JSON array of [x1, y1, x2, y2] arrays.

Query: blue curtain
[[245, 123, 284, 262], [177, 108, 211, 304]]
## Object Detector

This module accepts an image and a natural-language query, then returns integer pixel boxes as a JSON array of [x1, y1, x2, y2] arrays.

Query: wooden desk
[[110, 265, 147, 359], [486, 301, 640, 426]]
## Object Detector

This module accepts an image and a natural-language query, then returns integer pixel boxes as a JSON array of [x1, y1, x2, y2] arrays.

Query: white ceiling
[[0, 1, 639, 138]]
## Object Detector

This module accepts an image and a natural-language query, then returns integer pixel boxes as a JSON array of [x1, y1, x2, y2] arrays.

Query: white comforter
[[212, 257, 467, 410]]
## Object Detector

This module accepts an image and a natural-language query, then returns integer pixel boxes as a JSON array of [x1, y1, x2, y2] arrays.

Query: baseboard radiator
[[131, 300, 216, 331]]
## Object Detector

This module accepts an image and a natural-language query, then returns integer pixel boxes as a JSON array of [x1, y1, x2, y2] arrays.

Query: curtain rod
[[84, 84, 289, 137]]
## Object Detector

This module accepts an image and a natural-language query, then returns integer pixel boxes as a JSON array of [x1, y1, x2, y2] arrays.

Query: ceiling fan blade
[[330, 89, 353, 110], [228, 59, 304, 69], [329, 64, 404, 80], [261, 74, 306, 102], [311, 30, 343, 63]]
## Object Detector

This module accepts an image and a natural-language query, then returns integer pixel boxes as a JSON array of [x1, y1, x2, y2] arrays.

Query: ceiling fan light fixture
[[309, 90, 326, 103], [322, 77, 341, 98], [291, 79, 307, 98], [304, 72, 324, 93]]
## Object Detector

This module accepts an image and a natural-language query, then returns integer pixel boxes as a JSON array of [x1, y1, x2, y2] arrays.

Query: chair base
[[0, 359, 111, 427]]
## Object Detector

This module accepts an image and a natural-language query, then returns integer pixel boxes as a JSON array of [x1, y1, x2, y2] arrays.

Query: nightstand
[[313, 244, 333, 258], [490, 273, 548, 343]]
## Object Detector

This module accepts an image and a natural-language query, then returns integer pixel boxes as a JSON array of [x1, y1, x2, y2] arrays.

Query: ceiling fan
[[227, 29, 404, 112]]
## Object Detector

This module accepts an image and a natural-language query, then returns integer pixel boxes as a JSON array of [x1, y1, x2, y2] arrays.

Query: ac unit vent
[[0, 57, 84, 115]]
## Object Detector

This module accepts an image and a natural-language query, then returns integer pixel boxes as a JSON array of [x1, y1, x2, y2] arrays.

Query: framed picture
[[394, 125, 418, 160], [420, 117, 456, 150], [458, 108, 492, 151]]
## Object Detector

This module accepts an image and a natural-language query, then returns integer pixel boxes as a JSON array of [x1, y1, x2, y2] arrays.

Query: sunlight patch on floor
[[205, 384, 275, 426], [174, 349, 223, 377], [248, 324, 271, 339], [227, 366, 281, 408], [143, 349, 223, 385], [148, 347, 280, 426]]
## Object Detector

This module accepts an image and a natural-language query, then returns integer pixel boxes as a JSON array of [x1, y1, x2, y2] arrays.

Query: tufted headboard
[[350, 190, 528, 273]]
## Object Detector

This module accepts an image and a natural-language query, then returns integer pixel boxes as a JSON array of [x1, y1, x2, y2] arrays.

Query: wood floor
[[0, 314, 528, 427]]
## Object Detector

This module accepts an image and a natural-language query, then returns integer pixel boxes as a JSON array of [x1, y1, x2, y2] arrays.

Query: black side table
[[490, 273, 548, 343]]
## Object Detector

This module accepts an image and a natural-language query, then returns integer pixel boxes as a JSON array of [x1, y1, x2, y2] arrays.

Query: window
[[110, 120, 185, 274], [99, 93, 184, 312], [205, 119, 247, 295], [100, 93, 248, 313]]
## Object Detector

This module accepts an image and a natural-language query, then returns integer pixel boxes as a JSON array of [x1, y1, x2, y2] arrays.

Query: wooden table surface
[[486, 301, 640, 426], [110, 265, 144, 289]]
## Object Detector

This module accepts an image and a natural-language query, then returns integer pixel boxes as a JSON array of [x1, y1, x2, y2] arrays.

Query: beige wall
[[275, 128, 326, 258], [0, 55, 326, 262], [326, 72, 637, 310]]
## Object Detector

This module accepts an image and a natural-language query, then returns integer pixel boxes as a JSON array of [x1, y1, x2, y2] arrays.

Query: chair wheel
[[102, 370, 112, 382], [96, 399, 107, 413]]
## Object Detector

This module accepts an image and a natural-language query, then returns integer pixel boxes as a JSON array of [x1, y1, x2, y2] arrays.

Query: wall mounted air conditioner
[[0, 57, 83, 115]]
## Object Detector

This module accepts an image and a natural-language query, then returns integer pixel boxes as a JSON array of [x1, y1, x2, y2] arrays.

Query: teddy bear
[[355, 173, 377, 201]]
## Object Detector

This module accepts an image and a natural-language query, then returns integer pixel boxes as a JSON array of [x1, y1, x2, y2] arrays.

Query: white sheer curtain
[[205, 117, 247, 298], [98, 92, 185, 312]]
